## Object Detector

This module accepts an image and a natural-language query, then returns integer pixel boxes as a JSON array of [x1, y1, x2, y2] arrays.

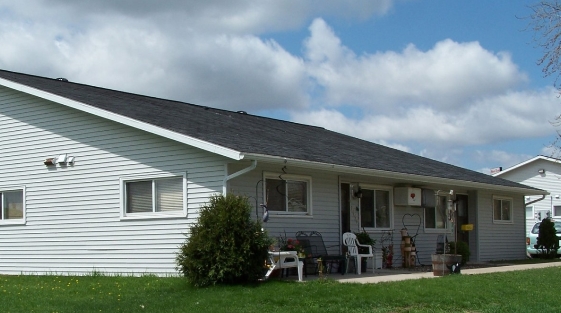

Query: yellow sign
[[461, 224, 474, 231]]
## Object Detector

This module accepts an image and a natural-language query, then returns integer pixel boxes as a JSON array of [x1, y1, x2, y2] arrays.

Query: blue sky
[[0, 0, 558, 173]]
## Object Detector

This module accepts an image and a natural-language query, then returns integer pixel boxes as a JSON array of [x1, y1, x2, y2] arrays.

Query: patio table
[[265, 251, 303, 281]]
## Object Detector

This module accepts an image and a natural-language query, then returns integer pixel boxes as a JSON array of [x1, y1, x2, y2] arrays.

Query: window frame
[[359, 184, 393, 230], [120, 173, 187, 220], [0, 186, 26, 226], [493, 196, 513, 224], [263, 172, 312, 216], [423, 194, 450, 233]]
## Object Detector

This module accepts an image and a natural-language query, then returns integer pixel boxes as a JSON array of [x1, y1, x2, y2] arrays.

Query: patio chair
[[296, 231, 347, 275], [342, 232, 374, 275]]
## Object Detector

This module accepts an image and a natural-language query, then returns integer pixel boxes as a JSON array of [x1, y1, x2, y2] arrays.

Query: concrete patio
[[273, 261, 561, 284]]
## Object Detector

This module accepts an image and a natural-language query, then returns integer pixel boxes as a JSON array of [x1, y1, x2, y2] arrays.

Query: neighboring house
[[494, 155, 559, 232], [0, 69, 546, 276]]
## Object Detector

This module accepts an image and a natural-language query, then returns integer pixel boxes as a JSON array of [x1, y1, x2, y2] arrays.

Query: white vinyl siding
[[0, 86, 227, 275], [227, 164, 340, 255], [477, 190, 525, 261]]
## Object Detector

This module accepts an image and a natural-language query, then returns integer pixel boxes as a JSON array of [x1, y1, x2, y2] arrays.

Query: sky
[[0, 0, 559, 174]]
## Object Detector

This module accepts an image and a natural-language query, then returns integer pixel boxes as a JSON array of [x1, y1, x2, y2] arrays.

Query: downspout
[[525, 195, 546, 207], [223, 160, 257, 195]]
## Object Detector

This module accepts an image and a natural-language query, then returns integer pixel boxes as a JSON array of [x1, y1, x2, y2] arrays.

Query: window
[[360, 188, 390, 228], [526, 206, 534, 219], [554, 205, 561, 217], [264, 173, 311, 214], [425, 195, 448, 230], [122, 174, 185, 217], [1, 188, 24, 224], [493, 196, 512, 223]]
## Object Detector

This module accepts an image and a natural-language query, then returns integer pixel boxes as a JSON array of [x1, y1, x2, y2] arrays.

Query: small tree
[[176, 194, 273, 287], [536, 218, 560, 258], [526, 2, 561, 154]]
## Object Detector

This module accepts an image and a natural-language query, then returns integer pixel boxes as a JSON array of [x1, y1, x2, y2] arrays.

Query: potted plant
[[279, 238, 306, 257], [354, 230, 376, 272], [354, 231, 376, 247]]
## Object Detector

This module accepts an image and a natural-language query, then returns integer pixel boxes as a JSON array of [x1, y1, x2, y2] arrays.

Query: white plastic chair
[[342, 232, 374, 275]]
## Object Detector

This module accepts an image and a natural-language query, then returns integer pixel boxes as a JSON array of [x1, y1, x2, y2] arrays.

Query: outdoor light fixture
[[44, 154, 76, 167], [44, 158, 56, 166], [354, 185, 363, 199], [57, 154, 67, 165]]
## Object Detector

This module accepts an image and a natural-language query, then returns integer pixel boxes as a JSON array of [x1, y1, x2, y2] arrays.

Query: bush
[[448, 241, 470, 265], [176, 194, 273, 287], [537, 218, 560, 259]]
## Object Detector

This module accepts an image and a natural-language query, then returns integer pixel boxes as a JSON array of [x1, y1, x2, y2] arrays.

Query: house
[[0, 69, 546, 276], [493, 155, 559, 232]]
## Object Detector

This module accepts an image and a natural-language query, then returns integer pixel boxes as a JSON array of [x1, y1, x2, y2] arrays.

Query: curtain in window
[[265, 178, 286, 211], [156, 178, 183, 212], [126, 181, 152, 213], [375, 190, 390, 228], [287, 180, 307, 212]]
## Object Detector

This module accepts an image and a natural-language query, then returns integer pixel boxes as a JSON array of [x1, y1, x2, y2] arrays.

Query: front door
[[455, 194, 469, 244], [340, 183, 351, 235]]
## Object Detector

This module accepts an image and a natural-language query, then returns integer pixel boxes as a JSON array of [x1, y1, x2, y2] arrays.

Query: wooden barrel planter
[[431, 254, 462, 276]]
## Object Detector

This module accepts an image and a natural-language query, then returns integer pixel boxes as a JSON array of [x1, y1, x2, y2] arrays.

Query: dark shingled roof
[[0, 69, 541, 192]]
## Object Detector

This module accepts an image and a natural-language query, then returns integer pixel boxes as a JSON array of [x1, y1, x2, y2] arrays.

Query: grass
[[2, 267, 561, 313], [490, 257, 561, 265]]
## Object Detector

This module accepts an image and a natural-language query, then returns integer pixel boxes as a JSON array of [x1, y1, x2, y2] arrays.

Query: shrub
[[176, 194, 273, 287], [536, 218, 560, 259], [448, 241, 470, 265]]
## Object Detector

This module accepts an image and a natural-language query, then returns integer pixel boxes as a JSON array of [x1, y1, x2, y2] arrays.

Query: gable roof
[[0, 69, 545, 194], [494, 155, 561, 177]]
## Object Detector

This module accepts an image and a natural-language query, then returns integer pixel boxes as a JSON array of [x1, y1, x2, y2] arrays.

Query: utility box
[[394, 187, 422, 206]]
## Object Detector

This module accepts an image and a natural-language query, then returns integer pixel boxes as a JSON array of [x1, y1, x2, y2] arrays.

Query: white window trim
[[359, 184, 393, 231], [493, 195, 513, 224], [0, 185, 26, 226], [120, 172, 187, 220], [423, 194, 451, 234], [263, 172, 312, 216]]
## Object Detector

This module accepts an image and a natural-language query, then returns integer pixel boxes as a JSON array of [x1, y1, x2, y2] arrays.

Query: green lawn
[[2, 267, 561, 313]]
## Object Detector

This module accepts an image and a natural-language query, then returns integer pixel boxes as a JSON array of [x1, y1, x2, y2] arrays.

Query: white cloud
[[0, 1, 557, 172], [0, 0, 393, 34], [0, 13, 310, 111], [292, 86, 560, 148], [304, 18, 528, 111]]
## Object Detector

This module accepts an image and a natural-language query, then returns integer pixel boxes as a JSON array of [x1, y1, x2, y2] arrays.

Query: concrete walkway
[[330, 262, 561, 284]]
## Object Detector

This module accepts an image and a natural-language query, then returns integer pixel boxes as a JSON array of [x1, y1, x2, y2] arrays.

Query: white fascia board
[[493, 155, 561, 177], [243, 153, 548, 196], [0, 78, 243, 160]]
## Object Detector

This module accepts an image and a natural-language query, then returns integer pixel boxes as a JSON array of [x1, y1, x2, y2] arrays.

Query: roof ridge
[[0, 68, 325, 130]]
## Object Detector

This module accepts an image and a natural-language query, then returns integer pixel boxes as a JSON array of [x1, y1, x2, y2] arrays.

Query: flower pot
[[361, 258, 368, 272], [431, 254, 462, 276]]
